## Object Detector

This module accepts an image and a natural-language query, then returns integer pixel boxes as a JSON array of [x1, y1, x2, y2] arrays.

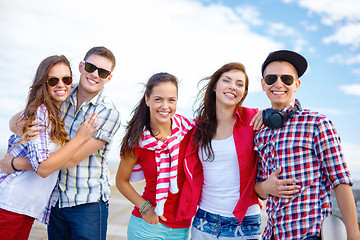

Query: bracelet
[[11, 157, 20, 171], [139, 200, 150, 213], [140, 203, 152, 216]]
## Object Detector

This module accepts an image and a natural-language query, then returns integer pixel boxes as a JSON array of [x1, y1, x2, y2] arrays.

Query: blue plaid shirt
[[255, 99, 352, 240], [55, 86, 121, 208], [0, 105, 57, 224]]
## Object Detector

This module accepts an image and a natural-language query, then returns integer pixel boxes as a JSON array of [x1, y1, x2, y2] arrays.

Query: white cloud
[[267, 22, 296, 36], [304, 23, 318, 31], [0, 0, 283, 154], [293, 38, 308, 53], [266, 22, 309, 52], [288, 0, 360, 50], [340, 84, 360, 96], [328, 53, 360, 65], [323, 23, 360, 48], [353, 68, 360, 76], [296, 0, 360, 24], [235, 5, 263, 26], [0, 0, 281, 107]]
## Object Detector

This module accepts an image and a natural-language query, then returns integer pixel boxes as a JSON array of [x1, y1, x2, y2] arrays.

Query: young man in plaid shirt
[[254, 50, 360, 240], [3, 46, 121, 240]]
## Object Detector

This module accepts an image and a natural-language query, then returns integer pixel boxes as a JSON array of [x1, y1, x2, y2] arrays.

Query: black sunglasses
[[47, 76, 73, 87], [264, 74, 294, 86], [84, 62, 111, 79]]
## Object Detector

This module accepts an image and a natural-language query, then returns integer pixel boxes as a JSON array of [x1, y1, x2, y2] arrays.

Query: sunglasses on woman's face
[[264, 74, 294, 86], [84, 62, 111, 79], [47, 76, 73, 87]]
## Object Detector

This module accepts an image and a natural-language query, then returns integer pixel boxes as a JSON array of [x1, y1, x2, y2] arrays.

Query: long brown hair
[[120, 72, 178, 158], [19, 55, 72, 146], [194, 62, 249, 161]]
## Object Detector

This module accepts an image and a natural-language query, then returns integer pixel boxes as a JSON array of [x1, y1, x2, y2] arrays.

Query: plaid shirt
[[0, 105, 57, 224], [255, 99, 352, 240], [55, 86, 120, 208]]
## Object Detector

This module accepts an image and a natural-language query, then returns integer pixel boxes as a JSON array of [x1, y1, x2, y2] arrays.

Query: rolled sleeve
[[93, 107, 121, 143], [27, 105, 51, 172], [314, 117, 353, 188]]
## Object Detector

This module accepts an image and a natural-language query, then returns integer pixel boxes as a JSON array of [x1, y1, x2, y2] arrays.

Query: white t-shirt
[[199, 135, 260, 217], [0, 142, 59, 222]]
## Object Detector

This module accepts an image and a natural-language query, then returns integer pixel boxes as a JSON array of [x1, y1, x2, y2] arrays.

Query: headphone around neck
[[262, 99, 301, 129]]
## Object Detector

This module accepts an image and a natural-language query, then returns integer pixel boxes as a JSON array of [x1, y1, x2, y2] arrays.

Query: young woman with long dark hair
[[190, 62, 262, 239], [0, 55, 98, 240], [116, 72, 202, 240]]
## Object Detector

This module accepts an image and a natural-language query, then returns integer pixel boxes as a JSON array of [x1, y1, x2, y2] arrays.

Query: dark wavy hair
[[193, 62, 249, 161], [19, 55, 71, 146], [120, 72, 178, 158]]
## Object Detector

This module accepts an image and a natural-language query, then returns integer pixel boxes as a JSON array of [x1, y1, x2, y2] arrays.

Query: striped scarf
[[130, 114, 195, 216]]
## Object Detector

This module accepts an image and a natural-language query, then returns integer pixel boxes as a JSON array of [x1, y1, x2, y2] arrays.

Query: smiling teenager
[[116, 73, 202, 240], [255, 50, 360, 240], [0, 55, 99, 240], [3, 47, 121, 240], [188, 62, 262, 240]]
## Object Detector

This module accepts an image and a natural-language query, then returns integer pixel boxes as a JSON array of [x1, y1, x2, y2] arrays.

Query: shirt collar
[[280, 99, 298, 113], [69, 85, 105, 107], [234, 106, 243, 126]]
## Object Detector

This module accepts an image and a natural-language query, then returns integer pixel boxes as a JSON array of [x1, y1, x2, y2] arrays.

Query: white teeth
[[55, 90, 65, 94], [224, 93, 235, 98], [159, 111, 169, 115], [88, 78, 97, 84], [273, 91, 285, 95]]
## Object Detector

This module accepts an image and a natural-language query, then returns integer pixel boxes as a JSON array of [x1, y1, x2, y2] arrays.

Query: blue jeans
[[191, 209, 261, 239], [47, 200, 109, 240], [127, 215, 190, 240], [271, 235, 320, 240]]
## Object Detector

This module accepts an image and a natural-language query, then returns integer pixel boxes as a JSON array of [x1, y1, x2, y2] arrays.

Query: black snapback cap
[[261, 50, 308, 77]]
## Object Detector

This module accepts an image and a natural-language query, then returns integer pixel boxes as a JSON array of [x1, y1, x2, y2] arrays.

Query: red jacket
[[133, 132, 197, 228], [177, 107, 259, 223]]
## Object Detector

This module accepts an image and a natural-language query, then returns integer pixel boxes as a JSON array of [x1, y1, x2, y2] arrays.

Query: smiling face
[[47, 63, 72, 108], [262, 61, 301, 110], [145, 81, 178, 128], [214, 69, 246, 109], [78, 54, 113, 99]]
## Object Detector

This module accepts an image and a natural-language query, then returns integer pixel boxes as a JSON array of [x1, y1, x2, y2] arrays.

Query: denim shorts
[[191, 209, 261, 239], [127, 215, 190, 240]]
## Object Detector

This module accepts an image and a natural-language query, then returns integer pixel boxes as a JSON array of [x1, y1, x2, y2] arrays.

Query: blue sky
[[0, 0, 359, 178]]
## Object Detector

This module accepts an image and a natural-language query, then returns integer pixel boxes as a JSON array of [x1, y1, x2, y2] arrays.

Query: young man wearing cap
[[254, 50, 360, 240], [2, 46, 121, 240]]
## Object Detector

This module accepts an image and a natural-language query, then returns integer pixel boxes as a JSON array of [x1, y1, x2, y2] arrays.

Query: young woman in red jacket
[[189, 62, 262, 239], [116, 73, 203, 240]]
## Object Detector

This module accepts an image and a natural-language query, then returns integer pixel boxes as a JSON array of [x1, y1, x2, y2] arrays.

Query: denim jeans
[[127, 215, 190, 240], [47, 199, 109, 240], [191, 208, 261, 239], [271, 233, 320, 240]]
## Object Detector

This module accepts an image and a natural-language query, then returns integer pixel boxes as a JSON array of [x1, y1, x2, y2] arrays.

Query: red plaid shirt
[[255, 99, 353, 240]]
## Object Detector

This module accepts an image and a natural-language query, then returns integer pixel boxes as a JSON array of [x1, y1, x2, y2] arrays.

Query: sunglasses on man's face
[[84, 62, 111, 79], [264, 74, 294, 86], [47, 76, 73, 87]]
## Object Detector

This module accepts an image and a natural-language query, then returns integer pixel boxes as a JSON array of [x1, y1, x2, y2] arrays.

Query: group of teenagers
[[0, 46, 359, 240]]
